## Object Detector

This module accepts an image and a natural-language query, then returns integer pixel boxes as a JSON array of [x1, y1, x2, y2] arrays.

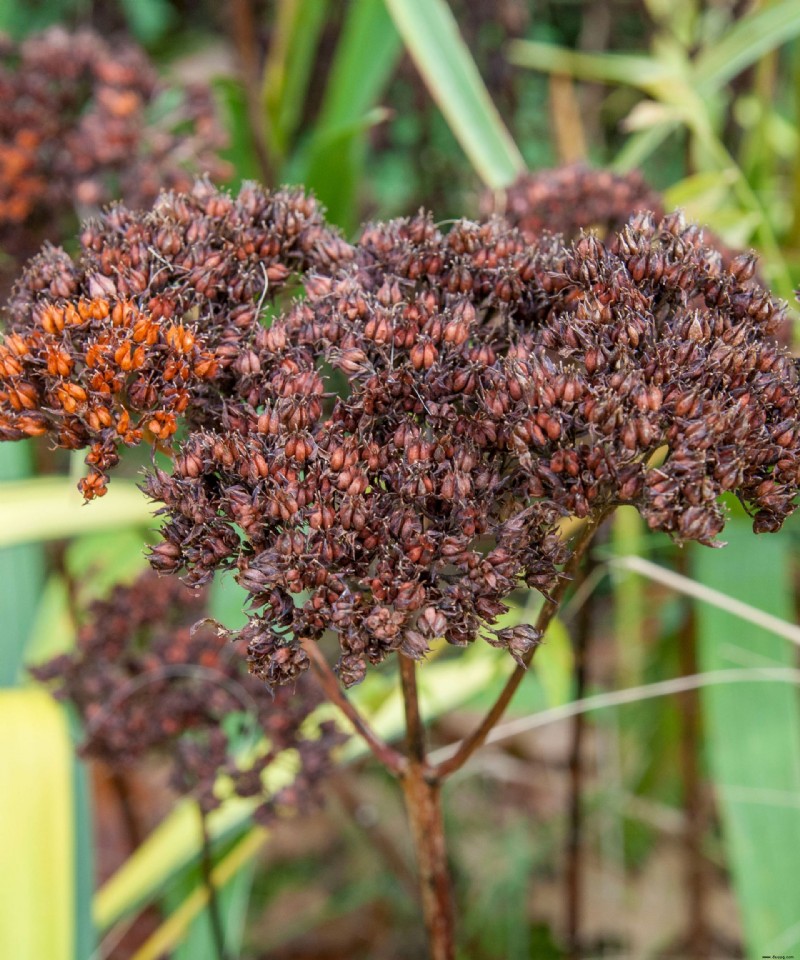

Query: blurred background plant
[[1, 0, 799, 958]]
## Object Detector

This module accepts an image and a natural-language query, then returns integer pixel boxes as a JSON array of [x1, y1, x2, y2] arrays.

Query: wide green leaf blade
[[0, 443, 44, 685], [693, 520, 800, 956], [0, 689, 74, 960], [319, 0, 401, 130], [263, 0, 331, 166], [0, 478, 154, 549], [383, 0, 524, 188]]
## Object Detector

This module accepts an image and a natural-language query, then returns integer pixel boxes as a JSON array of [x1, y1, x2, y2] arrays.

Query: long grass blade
[[0, 443, 44, 685], [131, 829, 266, 960], [693, 520, 800, 956], [383, 0, 525, 187], [262, 0, 330, 167], [692, 0, 800, 94]]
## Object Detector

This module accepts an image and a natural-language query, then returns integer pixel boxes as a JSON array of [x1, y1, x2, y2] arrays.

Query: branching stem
[[434, 510, 610, 779], [302, 637, 406, 776]]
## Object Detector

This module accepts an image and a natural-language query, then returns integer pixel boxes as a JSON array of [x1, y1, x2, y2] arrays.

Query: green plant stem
[[398, 655, 455, 960], [434, 510, 610, 779], [676, 549, 711, 960], [565, 553, 596, 960], [197, 803, 228, 960]]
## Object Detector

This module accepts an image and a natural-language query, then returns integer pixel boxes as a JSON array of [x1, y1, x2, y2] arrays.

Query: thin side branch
[[302, 637, 406, 777], [434, 510, 609, 779], [198, 803, 229, 960]]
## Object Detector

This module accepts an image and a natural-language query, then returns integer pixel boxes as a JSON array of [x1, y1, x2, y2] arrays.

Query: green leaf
[[693, 520, 800, 957], [318, 0, 402, 130], [383, 0, 525, 188], [138, 830, 264, 960], [213, 77, 264, 186], [301, 108, 391, 230], [118, 0, 177, 46], [692, 0, 800, 94], [0, 478, 154, 549], [263, 0, 331, 166], [0, 444, 44, 686], [0, 689, 74, 960], [294, 0, 402, 230], [533, 617, 573, 708], [508, 40, 681, 96]]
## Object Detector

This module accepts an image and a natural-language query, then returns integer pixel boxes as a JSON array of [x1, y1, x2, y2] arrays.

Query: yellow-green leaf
[[0, 689, 74, 960]]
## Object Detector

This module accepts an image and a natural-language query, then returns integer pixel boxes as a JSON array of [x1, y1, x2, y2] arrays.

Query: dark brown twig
[[398, 655, 455, 959], [301, 637, 406, 776], [434, 512, 609, 780], [399, 654, 426, 763], [229, 0, 274, 184], [197, 802, 229, 960]]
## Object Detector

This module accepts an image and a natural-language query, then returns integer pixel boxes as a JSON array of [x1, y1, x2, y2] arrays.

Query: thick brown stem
[[401, 766, 455, 960], [302, 638, 406, 776], [399, 655, 456, 959], [434, 511, 609, 779]]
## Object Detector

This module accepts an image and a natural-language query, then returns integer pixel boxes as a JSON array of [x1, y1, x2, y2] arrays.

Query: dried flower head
[[33, 571, 344, 820], [485, 164, 665, 242], [0, 179, 352, 496], [0, 26, 227, 231], [6, 179, 800, 689]]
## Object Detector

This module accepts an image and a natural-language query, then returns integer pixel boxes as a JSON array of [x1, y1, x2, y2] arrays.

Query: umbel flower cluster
[[33, 571, 344, 820], [3, 177, 799, 686], [0, 26, 226, 237]]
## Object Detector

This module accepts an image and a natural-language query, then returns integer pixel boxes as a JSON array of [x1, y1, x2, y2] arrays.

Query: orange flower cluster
[[0, 180, 351, 496]]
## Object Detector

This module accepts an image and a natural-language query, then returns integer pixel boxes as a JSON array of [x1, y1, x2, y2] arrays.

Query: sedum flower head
[[4, 179, 800, 687]]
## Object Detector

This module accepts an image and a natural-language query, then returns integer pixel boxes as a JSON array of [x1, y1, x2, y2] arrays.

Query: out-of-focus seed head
[[32, 571, 345, 820]]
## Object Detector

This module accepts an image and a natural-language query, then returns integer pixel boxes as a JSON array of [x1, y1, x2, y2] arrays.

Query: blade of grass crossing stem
[[95, 641, 505, 928], [0, 689, 74, 960], [0, 443, 44, 685], [693, 518, 800, 956], [611, 508, 646, 687], [262, 0, 330, 169], [382, 0, 525, 188], [169, 837, 259, 960], [131, 830, 266, 960]]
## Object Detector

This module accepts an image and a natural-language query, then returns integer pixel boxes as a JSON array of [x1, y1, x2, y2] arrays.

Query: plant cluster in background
[[33, 570, 344, 821]]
